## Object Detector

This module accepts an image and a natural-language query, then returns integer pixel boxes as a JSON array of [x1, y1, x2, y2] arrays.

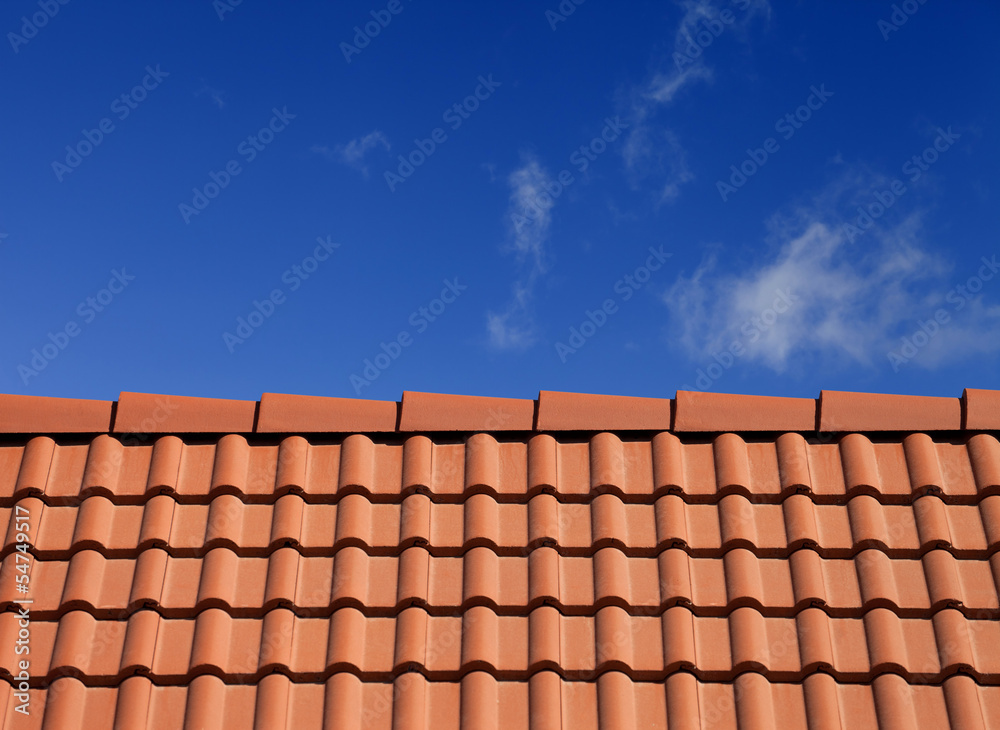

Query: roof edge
[[0, 388, 994, 435]]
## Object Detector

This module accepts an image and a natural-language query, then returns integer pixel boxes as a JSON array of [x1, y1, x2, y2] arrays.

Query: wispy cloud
[[487, 282, 537, 350], [665, 172, 1000, 372], [673, 0, 771, 51], [621, 0, 770, 203], [195, 82, 227, 109], [645, 65, 713, 106], [505, 157, 554, 274], [312, 130, 390, 177], [487, 155, 555, 349]]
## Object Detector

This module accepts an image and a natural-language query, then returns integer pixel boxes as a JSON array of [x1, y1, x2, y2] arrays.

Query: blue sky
[[2, 0, 998, 403]]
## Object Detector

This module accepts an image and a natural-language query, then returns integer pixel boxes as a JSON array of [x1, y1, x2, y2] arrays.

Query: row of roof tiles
[[6, 431, 1000, 503], [7, 671, 996, 730], [6, 492, 1000, 558], [4, 605, 1000, 683], [4, 388, 1000, 435], [5, 545, 998, 619]]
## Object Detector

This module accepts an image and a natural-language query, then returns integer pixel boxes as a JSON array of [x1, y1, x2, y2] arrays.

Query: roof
[[1, 387, 999, 729]]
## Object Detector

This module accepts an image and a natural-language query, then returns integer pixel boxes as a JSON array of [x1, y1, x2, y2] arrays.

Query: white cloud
[[653, 0, 771, 105], [665, 175, 1000, 372], [505, 157, 554, 273], [312, 130, 390, 177], [645, 65, 713, 105], [486, 155, 556, 349], [487, 283, 537, 350], [673, 0, 771, 50], [621, 0, 770, 204]]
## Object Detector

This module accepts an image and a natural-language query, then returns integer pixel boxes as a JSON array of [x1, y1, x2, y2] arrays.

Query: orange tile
[[674, 391, 815, 432], [536, 391, 671, 431], [0, 394, 112, 433], [963, 388, 1000, 430], [398, 391, 534, 432], [820, 390, 962, 432], [115, 391, 257, 434], [258, 392, 397, 433]]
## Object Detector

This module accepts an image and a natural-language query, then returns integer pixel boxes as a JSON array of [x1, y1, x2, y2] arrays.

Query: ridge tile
[[0, 394, 113, 433], [399, 391, 535, 432], [257, 392, 397, 433], [674, 391, 816, 432], [536, 391, 671, 431], [964, 388, 1000, 430], [820, 390, 961, 432], [114, 391, 257, 434]]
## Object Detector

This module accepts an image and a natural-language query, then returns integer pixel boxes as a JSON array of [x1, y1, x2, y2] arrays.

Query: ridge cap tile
[[820, 390, 962, 432], [398, 391, 535, 432], [0, 386, 989, 434], [536, 390, 672, 431], [257, 392, 397, 433], [674, 390, 817, 432], [0, 393, 113, 433], [113, 391, 257, 434], [963, 388, 1000, 430]]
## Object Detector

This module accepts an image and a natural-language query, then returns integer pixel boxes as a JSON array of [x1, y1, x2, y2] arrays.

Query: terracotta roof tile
[[674, 390, 816, 432], [113, 391, 257, 433], [8, 547, 999, 619], [16, 491, 1000, 560], [9, 672, 1000, 729], [964, 388, 1000, 430], [0, 394, 112, 433], [1, 387, 990, 436], [3, 388, 1000, 728], [6, 430, 1000, 502], [398, 391, 535, 431], [9, 604, 1000, 683], [536, 391, 671, 431], [819, 390, 962, 432], [257, 392, 398, 433]]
